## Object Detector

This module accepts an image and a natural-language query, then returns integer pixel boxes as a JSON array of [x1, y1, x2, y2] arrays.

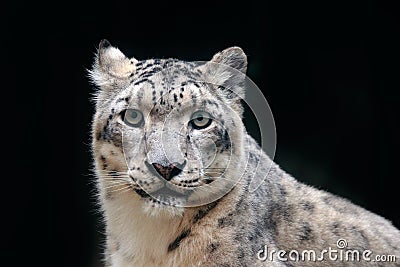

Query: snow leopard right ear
[[202, 47, 248, 115], [89, 39, 138, 91]]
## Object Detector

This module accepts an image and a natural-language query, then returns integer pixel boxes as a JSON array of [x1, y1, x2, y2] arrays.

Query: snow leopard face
[[90, 40, 248, 215]]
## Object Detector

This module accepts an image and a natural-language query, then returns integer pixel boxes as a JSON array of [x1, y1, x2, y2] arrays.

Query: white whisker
[[106, 185, 133, 194]]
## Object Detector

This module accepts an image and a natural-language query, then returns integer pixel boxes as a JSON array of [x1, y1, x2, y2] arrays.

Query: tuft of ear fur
[[89, 39, 138, 91], [204, 47, 248, 115]]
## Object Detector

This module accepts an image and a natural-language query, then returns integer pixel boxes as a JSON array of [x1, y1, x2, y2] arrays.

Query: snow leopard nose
[[148, 161, 186, 181]]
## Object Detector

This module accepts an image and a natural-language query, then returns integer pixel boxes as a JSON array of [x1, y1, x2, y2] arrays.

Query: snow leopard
[[89, 39, 400, 266]]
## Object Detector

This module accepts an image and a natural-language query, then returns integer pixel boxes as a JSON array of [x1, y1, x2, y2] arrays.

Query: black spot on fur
[[264, 215, 277, 235], [222, 131, 230, 150], [191, 94, 197, 104], [278, 184, 287, 196], [100, 155, 107, 169], [301, 201, 315, 211], [248, 225, 263, 242], [168, 229, 191, 252], [134, 189, 150, 198], [238, 247, 245, 263], [218, 214, 235, 228], [215, 129, 231, 152], [299, 222, 313, 241], [272, 202, 293, 221], [144, 63, 154, 69], [248, 151, 260, 163], [331, 222, 340, 232], [116, 97, 125, 103], [208, 243, 219, 253], [193, 200, 219, 223], [133, 79, 149, 86], [173, 93, 178, 102]]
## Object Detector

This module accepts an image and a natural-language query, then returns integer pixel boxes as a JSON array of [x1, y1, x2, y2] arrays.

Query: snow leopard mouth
[[134, 184, 191, 200]]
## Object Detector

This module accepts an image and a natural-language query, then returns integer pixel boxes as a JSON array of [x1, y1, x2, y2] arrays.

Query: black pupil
[[197, 115, 204, 121], [131, 112, 138, 119]]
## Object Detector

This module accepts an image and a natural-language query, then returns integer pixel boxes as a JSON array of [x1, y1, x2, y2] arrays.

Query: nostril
[[168, 164, 183, 180], [147, 161, 187, 181]]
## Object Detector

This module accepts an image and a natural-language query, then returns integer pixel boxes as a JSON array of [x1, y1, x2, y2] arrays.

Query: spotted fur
[[90, 40, 400, 266]]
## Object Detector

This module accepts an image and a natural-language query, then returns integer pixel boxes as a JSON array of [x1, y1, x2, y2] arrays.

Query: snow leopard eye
[[123, 109, 144, 127], [189, 111, 213, 129]]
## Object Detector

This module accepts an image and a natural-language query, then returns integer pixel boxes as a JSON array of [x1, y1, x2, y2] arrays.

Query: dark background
[[4, 0, 399, 266]]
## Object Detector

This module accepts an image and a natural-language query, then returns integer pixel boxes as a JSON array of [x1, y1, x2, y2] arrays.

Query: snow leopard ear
[[210, 46, 247, 74], [204, 47, 248, 114], [89, 39, 138, 91]]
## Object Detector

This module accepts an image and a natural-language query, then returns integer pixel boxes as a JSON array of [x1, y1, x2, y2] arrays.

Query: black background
[[4, 0, 399, 266]]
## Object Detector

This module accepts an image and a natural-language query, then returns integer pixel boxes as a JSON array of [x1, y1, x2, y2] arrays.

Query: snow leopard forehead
[[89, 39, 247, 111]]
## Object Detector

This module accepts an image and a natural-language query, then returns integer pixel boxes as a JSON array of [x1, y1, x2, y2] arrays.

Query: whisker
[[104, 182, 131, 189], [106, 185, 133, 193], [202, 175, 232, 181], [100, 173, 130, 176], [99, 174, 130, 178], [197, 181, 230, 191], [196, 184, 226, 195], [101, 176, 131, 180]]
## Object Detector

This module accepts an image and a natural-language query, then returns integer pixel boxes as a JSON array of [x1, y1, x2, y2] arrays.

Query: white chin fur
[[141, 198, 185, 217]]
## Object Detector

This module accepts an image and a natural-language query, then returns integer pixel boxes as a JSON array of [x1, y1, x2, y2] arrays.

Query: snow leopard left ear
[[89, 39, 138, 91], [204, 47, 247, 114]]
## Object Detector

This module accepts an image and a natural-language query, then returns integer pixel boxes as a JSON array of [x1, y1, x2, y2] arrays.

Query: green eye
[[123, 109, 144, 127], [190, 111, 213, 129]]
